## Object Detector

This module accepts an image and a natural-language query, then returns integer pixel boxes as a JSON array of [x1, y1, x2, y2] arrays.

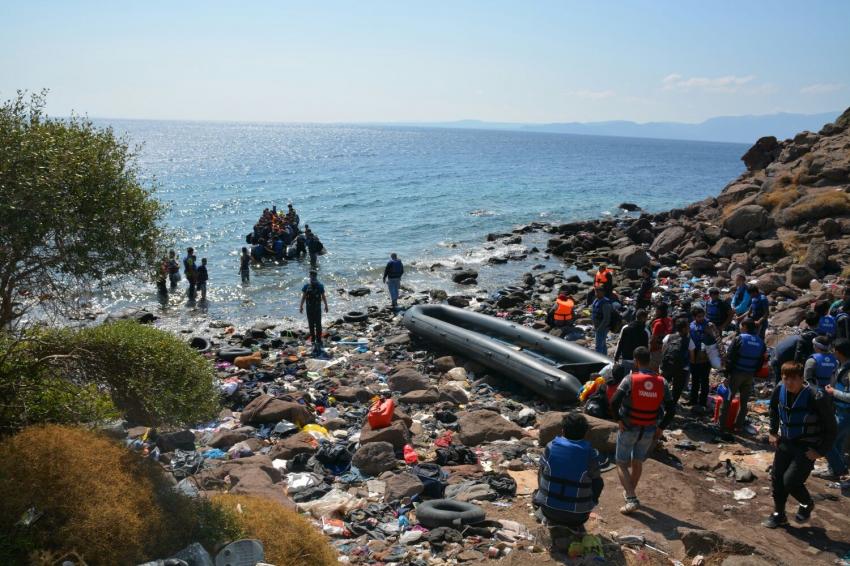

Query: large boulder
[[457, 410, 525, 446], [755, 272, 785, 295], [434, 356, 460, 372], [268, 432, 318, 461], [754, 239, 785, 259], [649, 226, 687, 256], [451, 269, 479, 284], [352, 442, 397, 476], [741, 136, 780, 171], [239, 395, 315, 427], [155, 430, 196, 452], [359, 420, 410, 451], [803, 240, 831, 272], [771, 307, 806, 328], [387, 368, 431, 393], [383, 471, 424, 502], [709, 237, 745, 258], [786, 264, 817, 289], [537, 411, 618, 452], [615, 245, 650, 269], [207, 429, 251, 449], [399, 389, 440, 404], [722, 205, 769, 237]]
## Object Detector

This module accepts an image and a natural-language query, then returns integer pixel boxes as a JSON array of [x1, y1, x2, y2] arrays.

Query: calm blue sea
[[95, 120, 747, 328]]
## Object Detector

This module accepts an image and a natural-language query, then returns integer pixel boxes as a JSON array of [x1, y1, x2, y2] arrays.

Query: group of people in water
[[537, 265, 850, 532], [245, 204, 325, 267]]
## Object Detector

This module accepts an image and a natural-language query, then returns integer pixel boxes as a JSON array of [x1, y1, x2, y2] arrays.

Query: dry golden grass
[[0, 425, 240, 565], [775, 173, 794, 187], [757, 184, 800, 211], [781, 190, 850, 226], [211, 494, 337, 566]]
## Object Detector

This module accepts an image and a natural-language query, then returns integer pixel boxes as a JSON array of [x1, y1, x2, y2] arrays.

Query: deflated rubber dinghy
[[402, 304, 611, 403]]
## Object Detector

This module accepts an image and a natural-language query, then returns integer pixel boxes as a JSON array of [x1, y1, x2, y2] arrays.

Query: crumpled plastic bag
[[297, 488, 365, 519], [170, 449, 204, 479], [285, 472, 323, 493]]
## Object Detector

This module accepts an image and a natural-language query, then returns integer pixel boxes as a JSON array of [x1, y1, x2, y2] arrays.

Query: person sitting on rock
[[610, 347, 676, 514], [763, 362, 836, 528], [547, 289, 576, 329], [533, 412, 604, 531]]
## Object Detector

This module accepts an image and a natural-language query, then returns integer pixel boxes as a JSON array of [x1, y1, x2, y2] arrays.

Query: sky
[[1, 1, 849, 124]]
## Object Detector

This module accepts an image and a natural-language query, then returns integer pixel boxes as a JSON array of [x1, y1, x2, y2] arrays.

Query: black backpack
[[661, 334, 686, 377], [413, 463, 448, 498]]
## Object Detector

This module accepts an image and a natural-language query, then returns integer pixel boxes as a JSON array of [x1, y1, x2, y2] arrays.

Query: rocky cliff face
[[545, 107, 850, 327]]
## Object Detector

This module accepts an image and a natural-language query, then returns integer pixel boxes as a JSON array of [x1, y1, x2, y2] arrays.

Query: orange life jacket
[[594, 269, 613, 289], [622, 370, 664, 427], [554, 297, 575, 322]]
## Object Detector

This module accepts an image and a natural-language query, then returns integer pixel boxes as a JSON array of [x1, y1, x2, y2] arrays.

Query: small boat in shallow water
[[402, 304, 611, 403]]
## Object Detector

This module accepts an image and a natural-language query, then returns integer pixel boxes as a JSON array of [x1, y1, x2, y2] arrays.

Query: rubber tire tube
[[343, 311, 369, 323], [216, 347, 253, 362], [415, 499, 486, 529], [189, 337, 211, 353]]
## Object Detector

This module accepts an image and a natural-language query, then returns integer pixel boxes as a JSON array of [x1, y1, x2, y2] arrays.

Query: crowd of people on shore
[[538, 264, 850, 532]]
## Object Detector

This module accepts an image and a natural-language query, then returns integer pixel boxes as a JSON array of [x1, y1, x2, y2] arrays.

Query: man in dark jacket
[[763, 362, 836, 528], [794, 310, 821, 363], [662, 317, 691, 404], [614, 309, 649, 373], [382, 253, 404, 310], [533, 413, 604, 530]]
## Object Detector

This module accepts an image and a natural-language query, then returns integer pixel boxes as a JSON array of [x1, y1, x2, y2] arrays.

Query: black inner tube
[[415, 499, 485, 528]]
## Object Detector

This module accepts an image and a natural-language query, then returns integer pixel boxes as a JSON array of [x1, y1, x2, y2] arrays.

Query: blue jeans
[[387, 277, 401, 307], [595, 326, 609, 354], [826, 410, 850, 475], [616, 425, 656, 464]]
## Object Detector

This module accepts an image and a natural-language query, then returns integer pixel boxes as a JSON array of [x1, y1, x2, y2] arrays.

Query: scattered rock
[[786, 264, 817, 289], [359, 420, 410, 450], [457, 410, 525, 446], [723, 205, 769, 237], [387, 368, 431, 393], [383, 471, 424, 501], [352, 442, 397, 476]]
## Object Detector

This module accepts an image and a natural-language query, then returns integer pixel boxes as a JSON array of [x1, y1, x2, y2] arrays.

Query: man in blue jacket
[[533, 412, 604, 530], [382, 253, 404, 310], [721, 318, 766, 435]]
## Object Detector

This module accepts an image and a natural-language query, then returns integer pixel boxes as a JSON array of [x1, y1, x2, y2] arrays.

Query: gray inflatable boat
[[402, 304, 611, 403]]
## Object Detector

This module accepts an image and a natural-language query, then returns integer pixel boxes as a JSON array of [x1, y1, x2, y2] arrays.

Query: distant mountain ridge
[[387, 111, 842, 144]]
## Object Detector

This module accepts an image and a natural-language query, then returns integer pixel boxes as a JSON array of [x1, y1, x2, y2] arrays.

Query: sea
[[89, 120, 747, 330]]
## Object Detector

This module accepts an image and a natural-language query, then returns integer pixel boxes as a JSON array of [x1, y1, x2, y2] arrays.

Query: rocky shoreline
[[121, 108, 850, 566]]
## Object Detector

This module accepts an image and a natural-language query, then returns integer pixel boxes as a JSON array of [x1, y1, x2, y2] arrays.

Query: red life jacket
[[623, 370, 664, 427], [594, 269, 613, 289]]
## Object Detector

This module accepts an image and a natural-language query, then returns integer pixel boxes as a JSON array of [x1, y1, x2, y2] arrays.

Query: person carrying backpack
[[661, 317, 691, 404]]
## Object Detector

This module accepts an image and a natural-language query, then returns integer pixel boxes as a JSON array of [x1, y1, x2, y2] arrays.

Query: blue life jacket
[[689, 320, 707, 352], [732, 286, 750, 315], [706, 299, 722, 325], [387, 259, 404, 278], [778, 385, 821, 442], [810, 352, 838, 387], [749, 294, 768, 320], [273, 239, 285, 257], [734, 333, 764, 373], [533, 437, 595, 514], [817, 315, 837, 338], [835, 365, 850, 412], [252, 244, 264, 259], [592, 297, 610, 324]]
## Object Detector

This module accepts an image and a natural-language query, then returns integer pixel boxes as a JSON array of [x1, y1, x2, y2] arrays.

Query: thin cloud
[[662, 73, 755, 93], [801, 82, 843, 94], [567, 89, 616, 100]]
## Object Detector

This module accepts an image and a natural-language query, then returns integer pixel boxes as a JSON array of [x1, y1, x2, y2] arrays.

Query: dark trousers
[[689, 362, 711, 406], [669, 369, 690, 404], [772, 440, 815, 514], [241, 268, 249, 283], [187, 279, 197, 301], [306, 307, 322, 347], [537, 506, 589, 527]]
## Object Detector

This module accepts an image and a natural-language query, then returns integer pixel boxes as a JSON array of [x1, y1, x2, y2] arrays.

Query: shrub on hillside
[[0, 425, 241, 564], [779, 190, 850, 227], [211, 494, 337, 566], [0, 333, 118, 433], [757, 184, 800, 211], [35, 321, 220, 426]]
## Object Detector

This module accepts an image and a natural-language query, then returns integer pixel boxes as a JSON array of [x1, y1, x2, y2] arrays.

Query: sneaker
[[762, 512, 788, 529], [620, 497, 640, 515], [812, 470, 841, 481], [794, 502, 814, 522]]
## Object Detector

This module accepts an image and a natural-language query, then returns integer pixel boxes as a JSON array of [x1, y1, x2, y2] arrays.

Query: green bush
[[0, 333, 118, 433], [40, 321, 221, 426], [0, 321, 220, 431]]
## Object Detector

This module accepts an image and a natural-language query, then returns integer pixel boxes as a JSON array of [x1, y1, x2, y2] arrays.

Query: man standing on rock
[[592, 287, 613, 354], [821, 339, 850, 480], [610, 347, 675, 514], [662, 317, 691, 404], [635, 267, 654, 310], [721, 318, 766, 436], [687, 306, 714, 414], [614, 309, 649, 373], [533, 412, 604, 531], [763, 362, 836, 528], [382, 253, 404, 310], [649, 303, 673, 371], [804, 336, 838, 390], [300, 270, 329, 355]]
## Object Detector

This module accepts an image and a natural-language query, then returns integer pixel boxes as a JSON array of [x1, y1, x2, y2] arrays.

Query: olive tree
[[0, 91, 165, 328]]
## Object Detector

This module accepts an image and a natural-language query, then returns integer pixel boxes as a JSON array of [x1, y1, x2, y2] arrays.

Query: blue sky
[[1, 1, 848, 123]]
